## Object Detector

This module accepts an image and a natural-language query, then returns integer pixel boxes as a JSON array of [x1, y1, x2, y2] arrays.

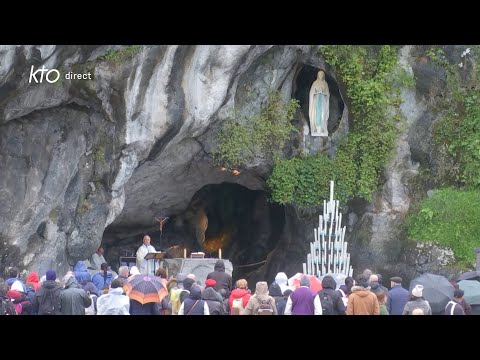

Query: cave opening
[[294, 65, 344, 135], [103, 182, 287, 282]]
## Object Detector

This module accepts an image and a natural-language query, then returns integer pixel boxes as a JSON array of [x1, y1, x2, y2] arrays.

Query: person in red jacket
[[228, 279, 251, 315]]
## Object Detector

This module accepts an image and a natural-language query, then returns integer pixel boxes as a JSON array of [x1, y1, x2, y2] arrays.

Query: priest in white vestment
[[136, 235, 157, 275]]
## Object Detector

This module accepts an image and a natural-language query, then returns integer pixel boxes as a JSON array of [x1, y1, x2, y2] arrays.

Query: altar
[[162, 258, 233, 284]]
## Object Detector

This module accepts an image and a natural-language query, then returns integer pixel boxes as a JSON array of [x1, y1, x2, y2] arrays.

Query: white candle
[[336, 200, 340, 223], [320, 245, 323, 275], [219, 248, 222, 259], [330, 180, 334, 204], [337, 213, 342, 235], [330, 242, 334, 273], [184, 248, 187, 259], [303, 263, 307, 274], [346, 253, 350, 277], [310, 242, 314, 267]]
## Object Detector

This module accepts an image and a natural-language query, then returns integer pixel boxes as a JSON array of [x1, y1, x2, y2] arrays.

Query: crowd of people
[[0, 260, 473, 315]]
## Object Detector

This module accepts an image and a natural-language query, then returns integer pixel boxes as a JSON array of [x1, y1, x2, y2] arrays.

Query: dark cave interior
[[103, 182, 287, 282]]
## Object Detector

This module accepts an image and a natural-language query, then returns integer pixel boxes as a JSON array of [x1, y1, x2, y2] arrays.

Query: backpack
[[446, 301, 460, 315], [231, 297, 245, 315], [319, 290, 335, 315], [41, 288, 57, 315], [256, 298, 274, 315], [338, 289, 348, 308], [0, 298, 17, 315]]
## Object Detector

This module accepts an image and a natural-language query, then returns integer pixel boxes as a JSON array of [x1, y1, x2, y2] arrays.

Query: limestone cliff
[[0, 45, 474, 283]]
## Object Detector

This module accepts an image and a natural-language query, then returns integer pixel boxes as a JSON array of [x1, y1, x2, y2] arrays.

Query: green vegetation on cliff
[[433, 47, 480, 188], [99, 45, 142, 64], [407, 188, 480, 266], [212, 91, 299, 170]]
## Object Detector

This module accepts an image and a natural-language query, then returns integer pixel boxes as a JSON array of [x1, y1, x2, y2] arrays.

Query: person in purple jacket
[[284, 276, 322, 315], [387, 276, 409, 315]]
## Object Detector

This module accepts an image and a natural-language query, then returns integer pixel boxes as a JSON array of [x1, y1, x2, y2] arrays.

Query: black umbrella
[[457, 270, 480, 282], [409, 273, 455, 314]]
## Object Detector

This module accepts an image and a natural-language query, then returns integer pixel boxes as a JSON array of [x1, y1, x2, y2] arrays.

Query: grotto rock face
[[0, 45, 327, 277], [1, 44, 474, 284]]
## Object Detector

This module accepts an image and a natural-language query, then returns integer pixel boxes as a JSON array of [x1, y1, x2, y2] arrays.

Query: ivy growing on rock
[[212, 91, 300, 170]]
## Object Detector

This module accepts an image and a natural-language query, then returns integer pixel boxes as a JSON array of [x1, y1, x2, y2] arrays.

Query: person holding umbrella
[[125, 274, 168, 315]]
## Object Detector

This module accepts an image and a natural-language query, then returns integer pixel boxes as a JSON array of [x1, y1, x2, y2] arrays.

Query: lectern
[[144, 252, 166, 275]]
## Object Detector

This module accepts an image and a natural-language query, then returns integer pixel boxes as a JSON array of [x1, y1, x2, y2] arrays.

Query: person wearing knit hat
[[201, 279, 224, 315], [402, 284, 432, 315], [7, 289, 22, 301], [46, 270, 56, 281], [412, 284, 423, 297], [205, 279, 217, 287], [32, 270, 62, 315]]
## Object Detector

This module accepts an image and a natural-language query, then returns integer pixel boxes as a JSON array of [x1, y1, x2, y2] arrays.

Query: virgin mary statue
[[308, 70, 329, 136]]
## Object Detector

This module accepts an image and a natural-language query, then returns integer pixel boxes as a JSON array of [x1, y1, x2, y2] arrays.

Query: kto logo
[[28, 65, 60, 84]]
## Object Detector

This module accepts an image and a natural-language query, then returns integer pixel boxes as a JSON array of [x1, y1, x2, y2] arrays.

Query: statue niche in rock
[[308, 70, 330, 136]]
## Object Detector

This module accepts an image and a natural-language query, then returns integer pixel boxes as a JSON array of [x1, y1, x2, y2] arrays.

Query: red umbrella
[[288, 273, 323, 293], [125, 275, 168, 305]]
